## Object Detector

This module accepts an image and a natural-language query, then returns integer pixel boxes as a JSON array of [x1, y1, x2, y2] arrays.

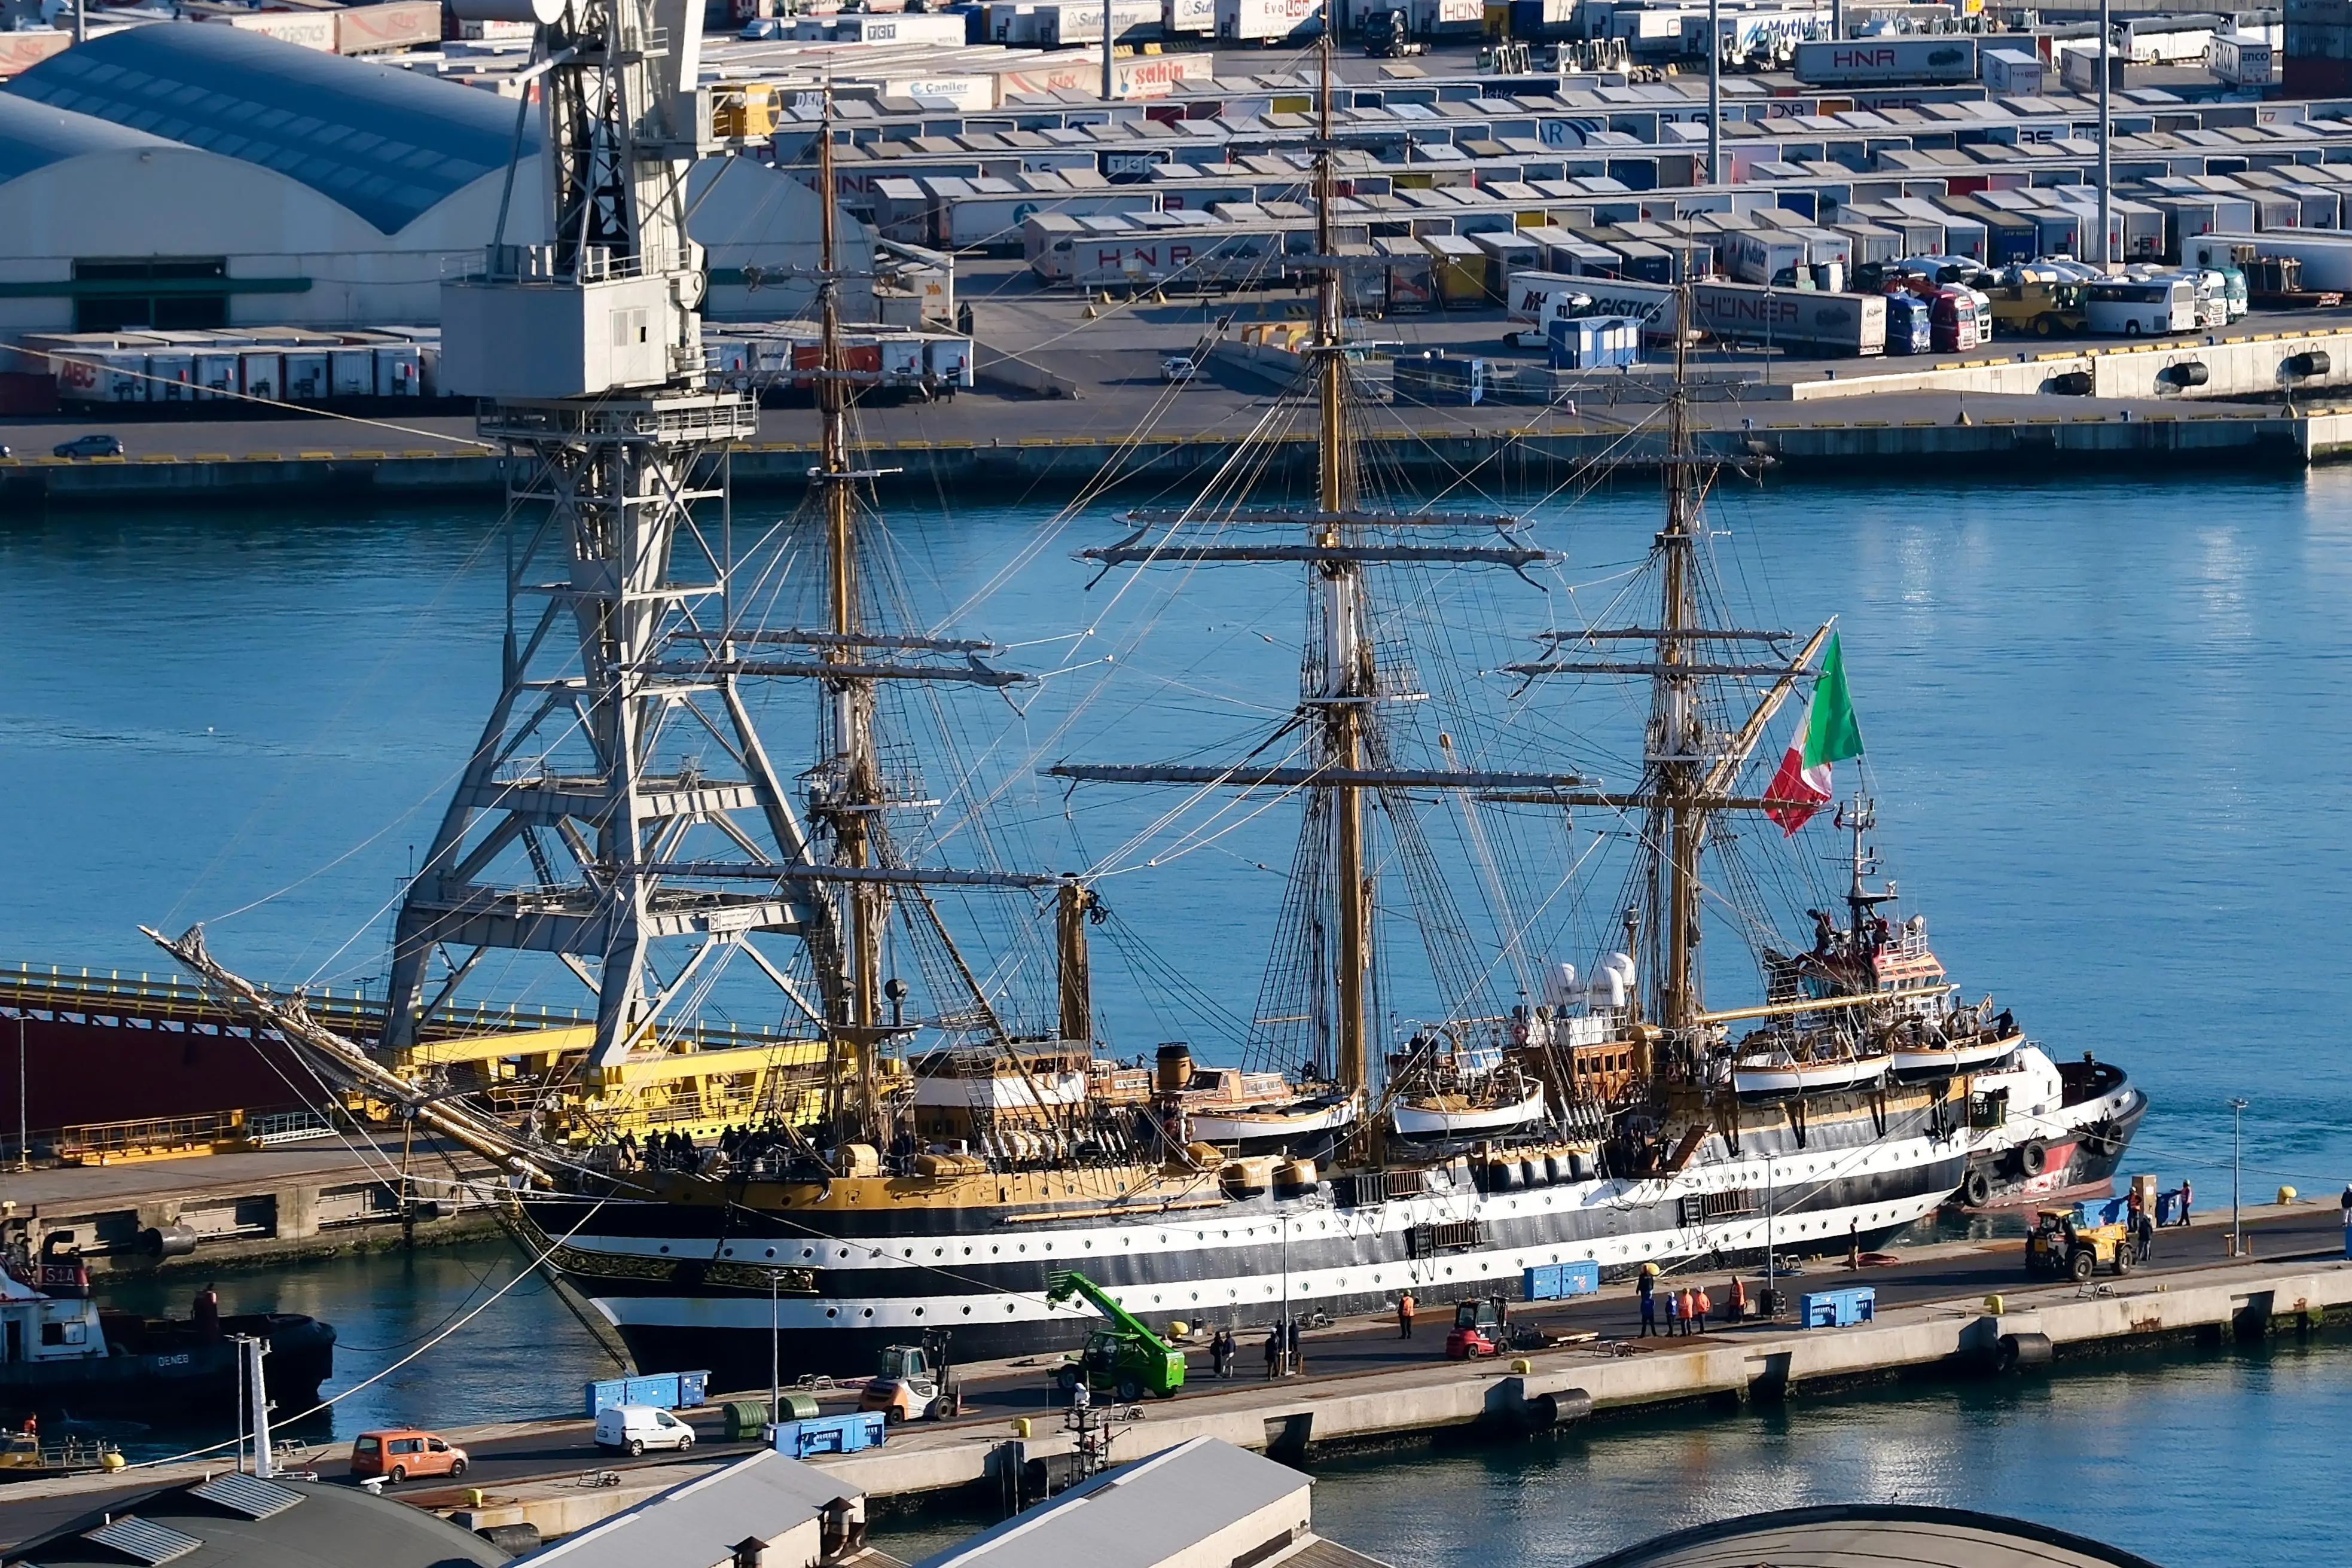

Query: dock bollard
[[1984, 1294, 2004, 1315], [1011, 1418, 1032, 1439], [1511, 1358, 1532, 1375]]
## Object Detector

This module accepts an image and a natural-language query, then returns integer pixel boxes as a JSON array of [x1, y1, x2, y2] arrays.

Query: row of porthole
[[700, 1216, 1362, 1265]]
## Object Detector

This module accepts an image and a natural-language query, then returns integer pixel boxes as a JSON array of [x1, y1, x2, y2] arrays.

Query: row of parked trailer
[[34, 328, 441, 406], [28, 324, 976, 407]]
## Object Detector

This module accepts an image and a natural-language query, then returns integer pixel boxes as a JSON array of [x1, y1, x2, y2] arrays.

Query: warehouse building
[[0, 22, 871, 335]]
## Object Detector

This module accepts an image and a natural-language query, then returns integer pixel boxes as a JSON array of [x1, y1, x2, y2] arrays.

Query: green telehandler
[[1044, 1270, 1188, 1401]]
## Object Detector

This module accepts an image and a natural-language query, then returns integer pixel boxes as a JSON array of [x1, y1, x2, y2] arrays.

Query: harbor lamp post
[[769, 1268, 783, 1427], [2229, 1097, 2249, 1257]]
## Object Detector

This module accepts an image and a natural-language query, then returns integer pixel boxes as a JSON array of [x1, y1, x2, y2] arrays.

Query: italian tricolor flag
[[1764, 633, 1865, 837]]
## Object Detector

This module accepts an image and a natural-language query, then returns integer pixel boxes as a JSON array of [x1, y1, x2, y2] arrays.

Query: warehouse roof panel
[[6, 20, 533, 233]]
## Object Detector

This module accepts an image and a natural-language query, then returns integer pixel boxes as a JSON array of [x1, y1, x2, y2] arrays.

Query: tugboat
[[0, 1235, 335, 1429]]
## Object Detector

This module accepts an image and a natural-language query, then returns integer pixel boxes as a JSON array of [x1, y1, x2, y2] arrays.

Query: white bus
[[2082, 276, 2198, 336]]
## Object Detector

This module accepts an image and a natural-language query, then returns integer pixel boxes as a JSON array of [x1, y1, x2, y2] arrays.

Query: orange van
[[350, 1428, 469, 1484]]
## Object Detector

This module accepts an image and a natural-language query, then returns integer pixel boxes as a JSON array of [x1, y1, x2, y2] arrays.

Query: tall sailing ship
[[153, 35, 2141, 1385]]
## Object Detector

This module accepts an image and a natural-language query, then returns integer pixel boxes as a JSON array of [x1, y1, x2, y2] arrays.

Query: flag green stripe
[[1802, 633, 1865, 767]]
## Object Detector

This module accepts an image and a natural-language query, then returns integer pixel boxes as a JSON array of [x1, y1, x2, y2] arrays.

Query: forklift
[[1445, 1296, 1510, 1360], [1045, 1270, 1188, 1401], [2024, 1204, 2134, 1282], [857, 1328, 962, 1423]]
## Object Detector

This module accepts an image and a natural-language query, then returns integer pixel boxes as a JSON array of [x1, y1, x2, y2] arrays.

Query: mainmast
[[1051, 35, 1578, 1130], [1654, 307, 1703, 1030], [1311, 25, 1372, 1097], [812, 91, 887, 1140]]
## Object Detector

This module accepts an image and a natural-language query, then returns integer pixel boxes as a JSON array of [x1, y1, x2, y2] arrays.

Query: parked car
[[594, 1403, 697, 1457], [52, 434, 124, 459], [1161, 353, 1198, 383], [350, 1428, 468, 1484]]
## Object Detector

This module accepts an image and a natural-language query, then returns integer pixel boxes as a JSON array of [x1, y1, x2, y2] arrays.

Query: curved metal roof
[[0, 89, 177, 184], [5, 22, 535, 234]]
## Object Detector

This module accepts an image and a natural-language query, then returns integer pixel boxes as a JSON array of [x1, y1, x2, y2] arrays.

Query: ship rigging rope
[[123, 1196, 612, 1473]]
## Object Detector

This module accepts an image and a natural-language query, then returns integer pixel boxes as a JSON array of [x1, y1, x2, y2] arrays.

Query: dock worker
[[1638, 1265, 1658, 1337], [2179, 1178, 2194, 1228], [1211, 1328, 1234, 1379], [1398, 1292, 1416, 1340], [1848, 1220, 1862, 1270], [2136, 1204, 2156, 1265], [1692, 1285, 1711, 1334], [1664, 1285, 1683, 1337], [1727, 1274, 1747, 1325], [1264, 1326, 1282, 1380], [1287, 1317, 1304, 1375]]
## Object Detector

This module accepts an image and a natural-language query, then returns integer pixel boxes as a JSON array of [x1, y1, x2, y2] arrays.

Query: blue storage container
[[584, 1369, 713, 1417], [1522, 1259, 1601, 1301], [772, 1411, 886, 1459], [1798, 1286, 1876, 1329]]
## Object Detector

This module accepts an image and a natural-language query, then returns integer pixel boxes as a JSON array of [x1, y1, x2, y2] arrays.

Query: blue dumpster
[[772, 1411, 886, 1459], [1798, 1286, 1877, 1329]]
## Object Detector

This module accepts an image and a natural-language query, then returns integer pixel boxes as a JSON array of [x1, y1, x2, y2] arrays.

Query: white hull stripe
[[565, 1126, 1966, 1273], [586, 1185, 1954, 1333]]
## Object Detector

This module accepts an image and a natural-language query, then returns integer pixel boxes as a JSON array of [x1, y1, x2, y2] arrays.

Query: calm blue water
[[4, 473, 2345, 1194], [6, 473, 2351, 1551]]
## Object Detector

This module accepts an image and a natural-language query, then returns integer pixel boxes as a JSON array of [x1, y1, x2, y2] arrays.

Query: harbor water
[[5, 469, 2352, 1545]]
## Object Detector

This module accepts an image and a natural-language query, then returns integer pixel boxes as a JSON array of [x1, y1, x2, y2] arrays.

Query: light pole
[[1279, 1212, 1291, 1375], [769, 1269, 782, 1427], [16, 1017, 27, 1172], [2229, 1097, 2249, 1256]]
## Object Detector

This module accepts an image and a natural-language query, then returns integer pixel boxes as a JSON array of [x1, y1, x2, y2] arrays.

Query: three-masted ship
[[152, 39, 2141, 1385]]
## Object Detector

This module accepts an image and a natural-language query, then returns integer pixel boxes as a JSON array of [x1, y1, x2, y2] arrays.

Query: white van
[[595, 1404, 697, 1456]]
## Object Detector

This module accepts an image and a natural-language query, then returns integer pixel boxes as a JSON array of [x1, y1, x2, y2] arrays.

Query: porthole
[[963, 1305, 973, 1316], [914, 1307, 925, 1317], [862, 1307, 875, 1319], [724, 1247, 734, 1257], [826, 1307, 839, 1319], [658, 1246, 670, 1255], [765, 1248, 776, 1259]]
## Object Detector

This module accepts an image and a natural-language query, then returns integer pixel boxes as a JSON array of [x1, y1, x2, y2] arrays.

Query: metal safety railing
[[54, 1111, 244, 1162], [0, 960, 807, 1056]]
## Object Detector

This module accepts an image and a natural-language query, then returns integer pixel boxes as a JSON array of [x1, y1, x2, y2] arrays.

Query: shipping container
[[211, 10, 337, 50], [282, 352, 331, 403], [1378, 234, 1436, 312], [1216, 0, 1323, 41], [373, 344, 424, 397], [1728, 229, 1808, 285], [1166, 0, 1217, 30], [584, 1370, 712, 1418], [2209, 29, 2274, 84], [1981, 47, 2042, 94], [1792, 37, 1975, 86], [926, 336, 975, 388], [194, 351, 240, 401], [2184, 230, 2352, 292], [328, 348, 373, 401], [1689, 282, 1886, 355], [1423, 233, 1490, 307], [1469, 230, 1541, 300], [1037, 0, 1164, 45], [240, 351, 285, 401], [335, 0, 443, 54]]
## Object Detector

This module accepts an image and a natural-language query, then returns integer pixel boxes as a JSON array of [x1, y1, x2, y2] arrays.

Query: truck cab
[[1361, 7, 1423, 56]]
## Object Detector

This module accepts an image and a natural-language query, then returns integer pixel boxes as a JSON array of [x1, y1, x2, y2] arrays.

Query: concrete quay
[[1, 1137, 501, 1277], [809, 1245, 2352, 1508]]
